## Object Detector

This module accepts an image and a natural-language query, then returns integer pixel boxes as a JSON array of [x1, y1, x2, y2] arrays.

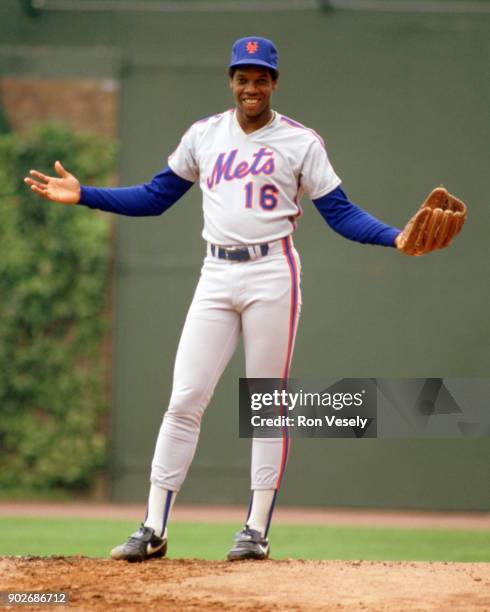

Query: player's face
[[229, 67, 277, 122]]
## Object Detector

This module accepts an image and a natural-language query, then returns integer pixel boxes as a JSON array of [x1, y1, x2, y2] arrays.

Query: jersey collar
[[232, 109, 278, 136]]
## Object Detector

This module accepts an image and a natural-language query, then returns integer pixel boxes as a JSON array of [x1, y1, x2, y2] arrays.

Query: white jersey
[[168, 109, 341, 246]]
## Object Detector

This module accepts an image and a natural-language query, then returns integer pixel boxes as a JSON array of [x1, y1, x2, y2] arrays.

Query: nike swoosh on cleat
[[146, 541, 165, 555]]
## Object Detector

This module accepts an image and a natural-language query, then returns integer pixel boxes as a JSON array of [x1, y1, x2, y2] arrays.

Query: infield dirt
[[1, 557, 489, 611]]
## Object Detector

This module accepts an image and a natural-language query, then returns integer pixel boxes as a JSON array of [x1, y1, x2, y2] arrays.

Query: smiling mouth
[[242, 98, 260, 106]]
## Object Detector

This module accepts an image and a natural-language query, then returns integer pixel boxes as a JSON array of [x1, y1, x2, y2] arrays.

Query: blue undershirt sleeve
[[312, 186, 400, 247], [78, 165, 194, 216]]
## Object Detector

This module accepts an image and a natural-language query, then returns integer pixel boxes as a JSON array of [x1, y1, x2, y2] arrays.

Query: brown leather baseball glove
[[396, 187, 467, 256]]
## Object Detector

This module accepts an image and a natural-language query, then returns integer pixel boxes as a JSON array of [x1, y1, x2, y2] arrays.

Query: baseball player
[[25, 36, 465, 562]]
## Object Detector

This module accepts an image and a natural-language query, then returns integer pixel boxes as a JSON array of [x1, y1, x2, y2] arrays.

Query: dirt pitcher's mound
[[0, 557, 489, 611]]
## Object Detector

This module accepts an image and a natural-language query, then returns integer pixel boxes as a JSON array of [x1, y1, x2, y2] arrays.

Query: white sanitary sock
[[246, 489, 276, 537], [144, 484, 176, 537]]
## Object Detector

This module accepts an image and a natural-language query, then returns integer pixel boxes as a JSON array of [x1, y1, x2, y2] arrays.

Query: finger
[[24, 177, 47, 189], [29, 169, 51, 183], [30, 184, 49, 199], [54, 160, 68, 178]]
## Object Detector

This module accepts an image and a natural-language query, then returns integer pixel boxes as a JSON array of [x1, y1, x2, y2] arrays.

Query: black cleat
[[227, 526, 270, 561], [110, 525, 167, 562]]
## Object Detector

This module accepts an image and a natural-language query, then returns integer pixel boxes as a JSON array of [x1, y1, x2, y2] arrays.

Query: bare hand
[[24, 161, 81, 205]]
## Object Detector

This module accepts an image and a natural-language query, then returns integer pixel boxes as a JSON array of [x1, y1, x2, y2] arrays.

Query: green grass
[[1, 518, 489, 562]]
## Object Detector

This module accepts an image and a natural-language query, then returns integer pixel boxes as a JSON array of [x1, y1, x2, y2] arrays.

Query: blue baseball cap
[[229, 36, 279, 73]]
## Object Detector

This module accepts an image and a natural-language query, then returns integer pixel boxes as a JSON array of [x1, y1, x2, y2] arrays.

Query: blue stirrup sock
[[144, 484, 176, 538], [246, 489, 277, 537]]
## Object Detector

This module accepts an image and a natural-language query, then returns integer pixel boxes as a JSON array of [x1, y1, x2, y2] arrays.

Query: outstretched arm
[[79, 166, 194, 216], [25, 162, 194, 216], [313, 186, 401, 247]]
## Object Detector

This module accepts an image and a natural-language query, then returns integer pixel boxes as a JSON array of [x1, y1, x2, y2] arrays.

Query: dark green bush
[[0, 123, 116, 492]]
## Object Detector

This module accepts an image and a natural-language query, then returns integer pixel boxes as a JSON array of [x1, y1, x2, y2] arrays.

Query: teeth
[[244, 99, 259, 104]]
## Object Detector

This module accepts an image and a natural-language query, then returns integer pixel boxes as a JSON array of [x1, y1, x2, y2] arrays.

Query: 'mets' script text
[[207, 147, 275, 188]]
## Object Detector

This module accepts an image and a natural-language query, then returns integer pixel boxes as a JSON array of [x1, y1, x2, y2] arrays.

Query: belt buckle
[[225, 246, 249, 262]]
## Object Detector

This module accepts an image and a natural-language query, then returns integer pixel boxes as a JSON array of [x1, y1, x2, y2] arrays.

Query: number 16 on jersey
[[244, 182, 279, 210]]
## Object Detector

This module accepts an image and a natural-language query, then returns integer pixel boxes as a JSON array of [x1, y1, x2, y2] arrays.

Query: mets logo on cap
[[229, 37, 279, 72]]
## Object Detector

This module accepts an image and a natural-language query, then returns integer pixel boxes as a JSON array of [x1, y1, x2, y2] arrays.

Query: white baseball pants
[[150, 235, 301, 492]]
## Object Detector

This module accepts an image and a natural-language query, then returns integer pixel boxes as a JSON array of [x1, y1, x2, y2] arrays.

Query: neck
[[236, 108, 274, 134]]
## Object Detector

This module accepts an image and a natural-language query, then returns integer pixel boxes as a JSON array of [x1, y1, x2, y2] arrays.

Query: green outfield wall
[[2, 0, 489, 509]]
